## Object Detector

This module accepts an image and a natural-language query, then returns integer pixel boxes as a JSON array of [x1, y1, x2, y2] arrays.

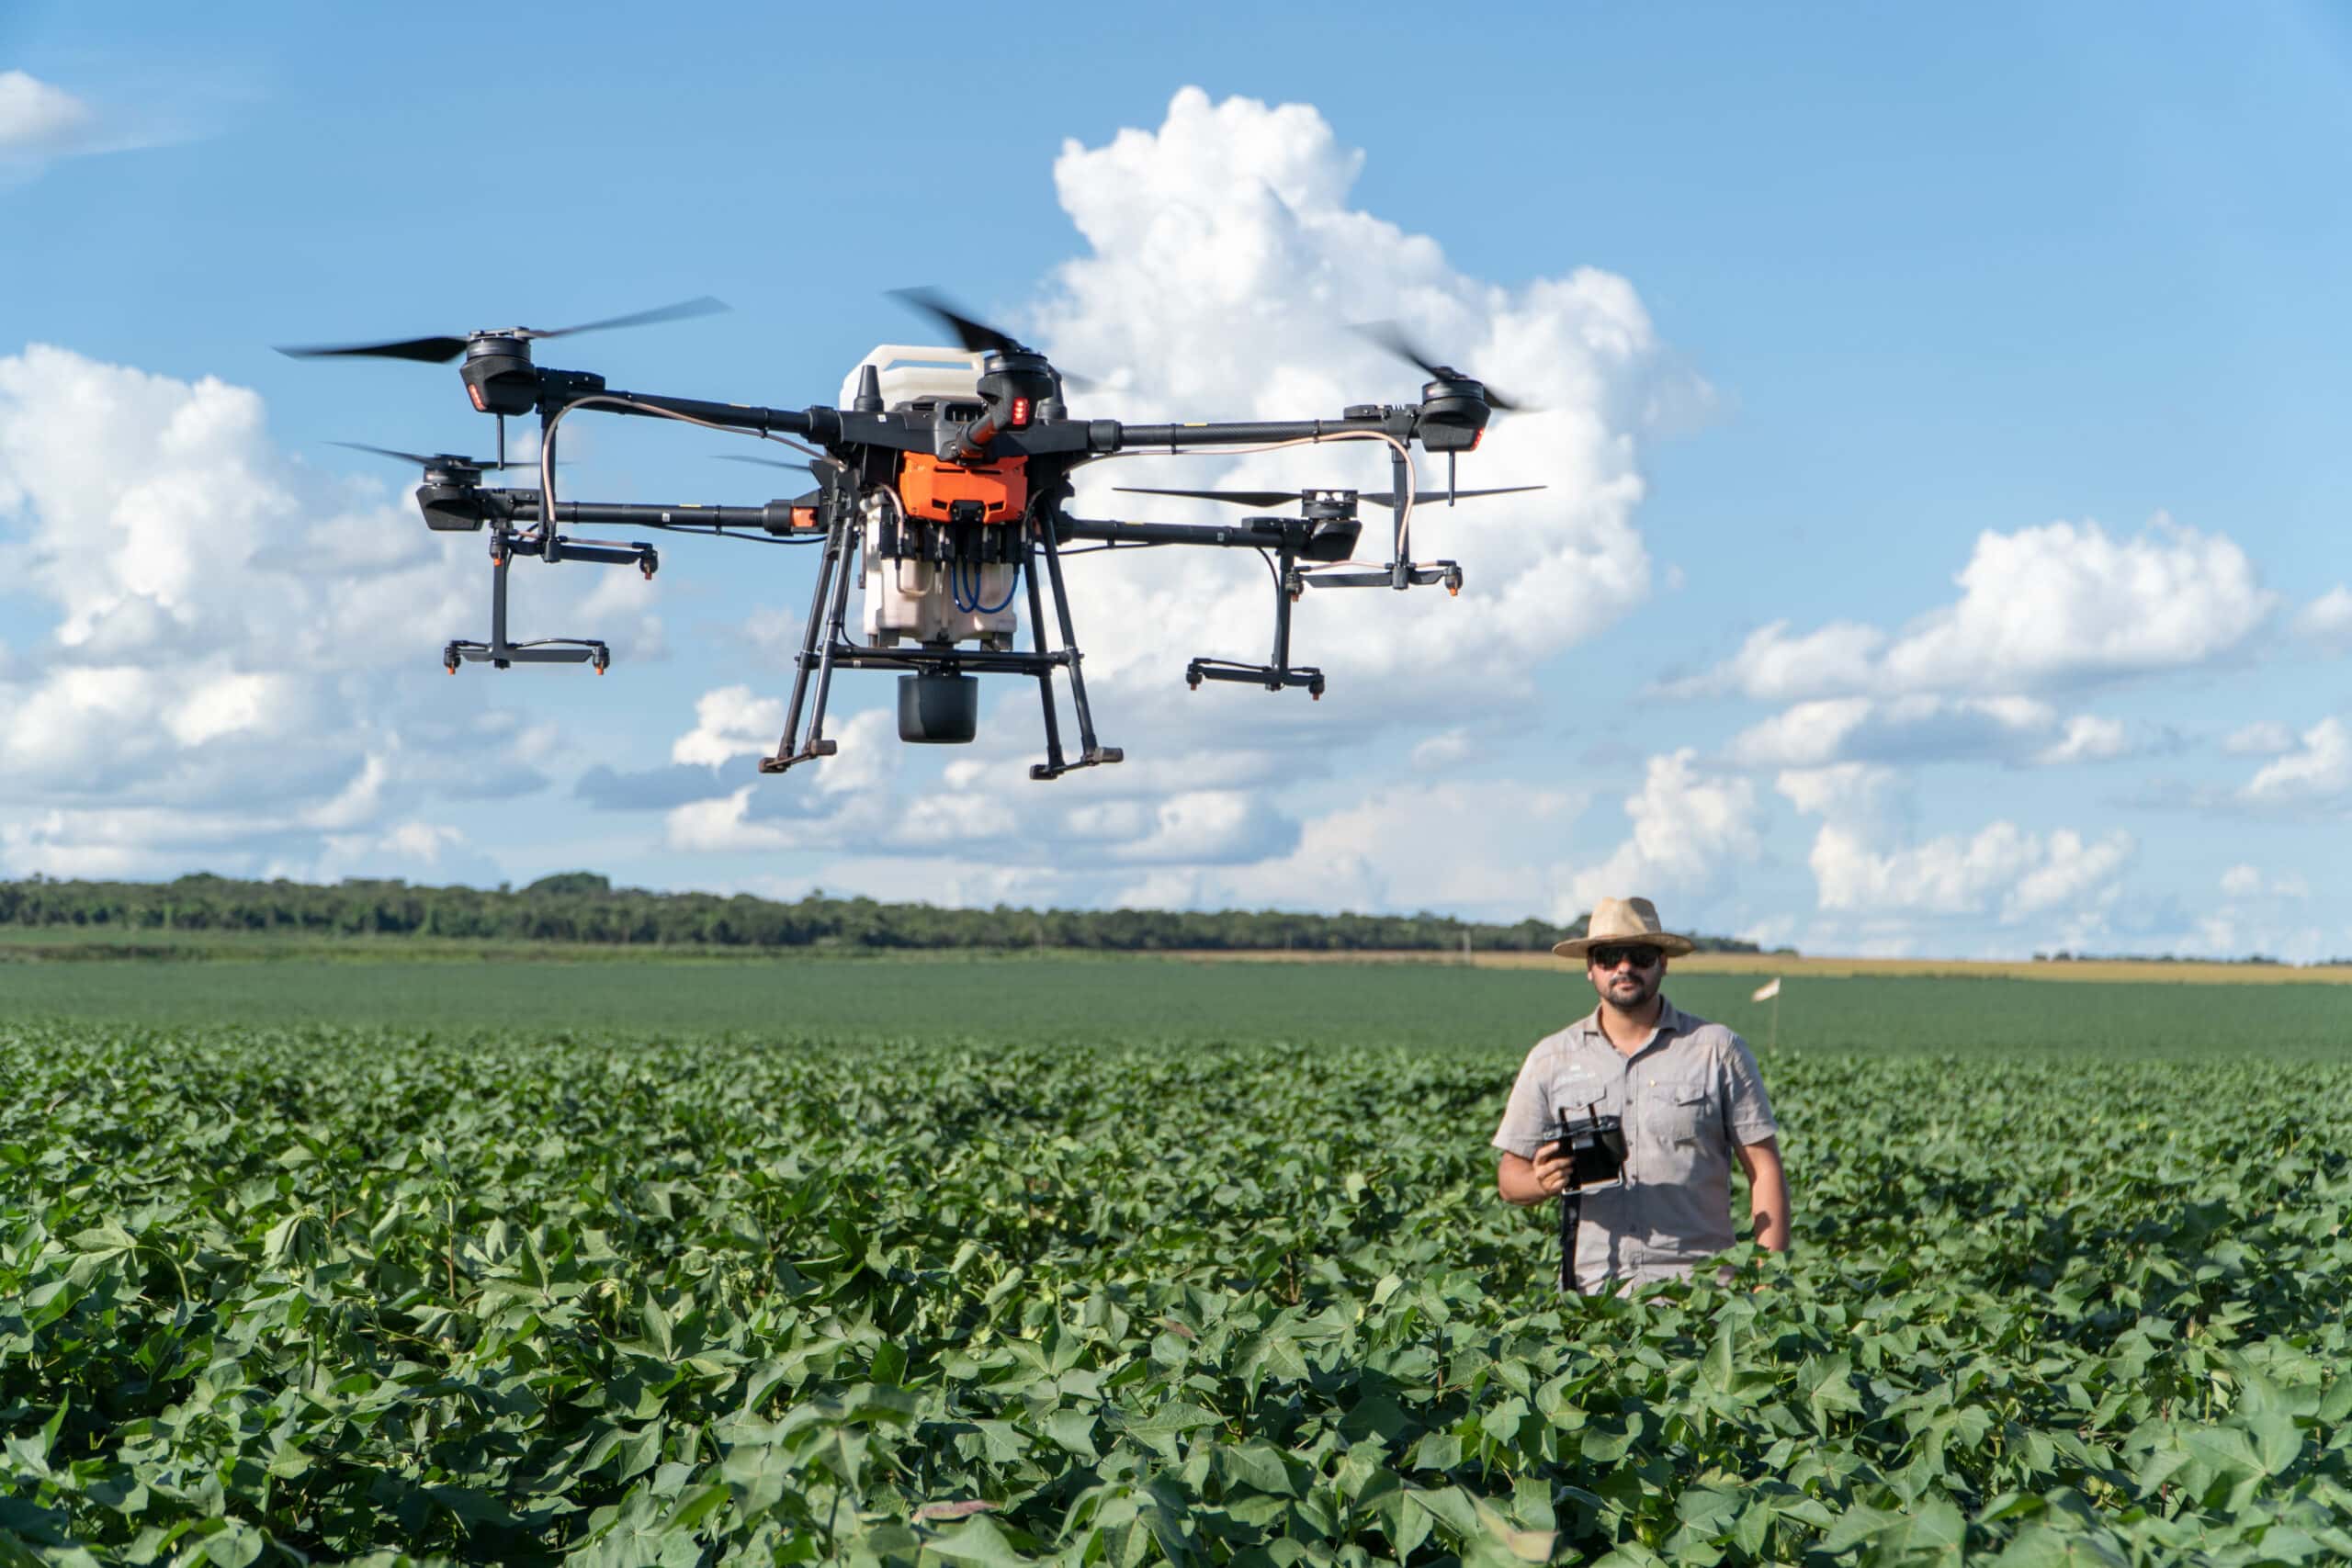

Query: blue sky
[[5, 3, 2349, 959]]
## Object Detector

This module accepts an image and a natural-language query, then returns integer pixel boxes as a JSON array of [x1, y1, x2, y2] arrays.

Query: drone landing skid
[[444, 638, 609, 674], [1187, 658, 1325, 698], [1306, 559, 1464, 593], [441, 543, 623, 674]]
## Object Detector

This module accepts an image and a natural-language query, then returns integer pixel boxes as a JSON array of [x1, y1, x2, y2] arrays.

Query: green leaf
[[1125, 1401, 1222, 1439], [641, 1296, 676, 1360], [1045, 1408, 1100, 1460], [922, 1513, 1029, 1566], [2247, 1403, 2304, 1473], [1217, 1440, 1295, 1497], [1703, 1316, 1735, 1394], [666, 1483, 731, 1530]]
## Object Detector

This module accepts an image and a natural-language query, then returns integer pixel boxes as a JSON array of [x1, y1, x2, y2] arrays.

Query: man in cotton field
[[1493, 896, 1792, 1294]]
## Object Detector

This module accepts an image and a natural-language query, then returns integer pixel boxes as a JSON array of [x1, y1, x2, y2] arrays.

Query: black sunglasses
[[1589, 943, 1662, 970]]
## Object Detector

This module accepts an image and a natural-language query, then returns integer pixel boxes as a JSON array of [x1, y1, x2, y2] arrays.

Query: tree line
[[0, 872, 1768, 955]]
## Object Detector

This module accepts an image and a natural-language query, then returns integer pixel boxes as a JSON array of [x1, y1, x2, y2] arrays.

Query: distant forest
[[0, 873, 1767, 955]]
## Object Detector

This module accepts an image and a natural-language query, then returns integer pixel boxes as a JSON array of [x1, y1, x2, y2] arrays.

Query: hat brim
[[1552, 932, 1698, 961]]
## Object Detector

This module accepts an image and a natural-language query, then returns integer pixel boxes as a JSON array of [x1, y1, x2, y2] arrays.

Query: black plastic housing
[[1415, 376, 1493, 453], [416, 483, 486, 532], [460, 338, 541, 416], [898, 672, 979, 743]]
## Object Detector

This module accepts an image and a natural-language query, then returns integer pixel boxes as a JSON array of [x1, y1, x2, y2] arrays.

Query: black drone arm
[[539, 376, 824, 441], [1114, 413, 1414, 450], [539, 499, 805, 534], [418, 486, 808, 537]]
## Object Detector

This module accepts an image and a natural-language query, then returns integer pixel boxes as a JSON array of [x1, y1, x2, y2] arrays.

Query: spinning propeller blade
[[1114, 486, 1311, 509], [1356, 321, 1528, 412], [1358, 485, 1544, 508], [329, 440, 537, 471], [890, 288, 1027, 355], [287, 336, 472, 364], [516, 296, 729, 342], [889, 288, 1099, 391], [278, 296, 729, 364]]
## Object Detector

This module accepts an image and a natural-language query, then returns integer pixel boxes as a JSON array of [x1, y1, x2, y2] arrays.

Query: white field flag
[[1751, 976, 1782, 1002]]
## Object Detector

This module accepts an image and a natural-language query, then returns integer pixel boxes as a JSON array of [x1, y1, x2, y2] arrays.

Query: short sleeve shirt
[[1492, 997, 1779, 1293]]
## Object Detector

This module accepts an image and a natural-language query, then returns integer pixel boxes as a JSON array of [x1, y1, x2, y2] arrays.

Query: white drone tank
[[841, 345, 1023, 651]]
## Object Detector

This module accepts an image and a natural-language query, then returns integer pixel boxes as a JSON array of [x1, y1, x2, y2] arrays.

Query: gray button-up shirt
[[1492, 997, 1779, 1294]]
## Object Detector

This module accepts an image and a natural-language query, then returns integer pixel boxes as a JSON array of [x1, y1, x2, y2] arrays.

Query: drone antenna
[[496, 414, 506, 469]]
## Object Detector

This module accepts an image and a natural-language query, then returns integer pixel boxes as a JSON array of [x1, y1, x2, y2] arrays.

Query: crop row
[[3, 1022, 2349, 1564]]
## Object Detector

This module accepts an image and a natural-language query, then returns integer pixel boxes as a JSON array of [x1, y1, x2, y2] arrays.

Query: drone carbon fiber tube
[[1057, 516, 1284, 548], [1115, 417, 1397, 449], [564, 387, 821, 440], [538, 501, 793, 531]]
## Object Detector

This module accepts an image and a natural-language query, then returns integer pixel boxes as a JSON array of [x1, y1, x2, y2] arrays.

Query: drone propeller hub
[[1415, 374, 1492, 453], [461, 336, 540, 416], [975, 348, 1057, 438]]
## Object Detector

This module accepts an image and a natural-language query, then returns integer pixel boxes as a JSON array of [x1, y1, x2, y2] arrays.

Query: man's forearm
[[1496, 1153, 1547, 1206], [1737, 1141, 1792, 1252], [1750, 1167, 1792, 1251]]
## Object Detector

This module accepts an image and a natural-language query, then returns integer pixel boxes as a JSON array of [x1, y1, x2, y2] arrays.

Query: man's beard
[[1596, 970, 1660, 1012]]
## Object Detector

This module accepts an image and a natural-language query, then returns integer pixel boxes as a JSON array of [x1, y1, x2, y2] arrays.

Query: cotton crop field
[[5, 959, 2351, 1565]]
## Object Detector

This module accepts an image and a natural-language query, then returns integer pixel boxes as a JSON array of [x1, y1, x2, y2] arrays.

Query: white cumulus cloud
[[0, 72, 94, 156], [2294, 585, 2352, 650], [0, 344, 649, 875], [1725, 694, 2141, 769], [1563, 750, 1760, 916], [1026, 87, 1670, 713], [1776, 768, 2132, 927], [1682, 515, 2272, 701], [2240, 717, 2352, 808]]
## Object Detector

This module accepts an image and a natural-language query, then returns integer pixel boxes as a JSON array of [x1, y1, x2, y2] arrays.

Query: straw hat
[[1551, 896, 1698, 961]]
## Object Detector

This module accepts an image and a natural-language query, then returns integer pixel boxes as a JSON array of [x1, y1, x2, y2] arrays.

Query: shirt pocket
[[1549, 1070, 1610, 1130], [1661, 1074, 1716, 1145]]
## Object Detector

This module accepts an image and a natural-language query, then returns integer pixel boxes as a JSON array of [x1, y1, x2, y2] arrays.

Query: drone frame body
[[300, 300, 1518, 782]]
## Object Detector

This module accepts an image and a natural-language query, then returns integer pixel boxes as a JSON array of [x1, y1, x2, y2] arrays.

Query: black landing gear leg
[[1028, 514, 1122, 780], [761, 510, 858, 773]]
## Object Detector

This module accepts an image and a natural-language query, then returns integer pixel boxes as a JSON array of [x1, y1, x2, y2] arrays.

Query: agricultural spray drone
[[281, 294, 1541, 781]]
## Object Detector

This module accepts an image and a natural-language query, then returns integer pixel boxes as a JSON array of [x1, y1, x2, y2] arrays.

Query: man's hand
[[1497, 1142, 1577, 1205]]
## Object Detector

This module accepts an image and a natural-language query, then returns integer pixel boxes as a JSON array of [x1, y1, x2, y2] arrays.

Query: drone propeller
[[890, 288, 1031, 356], [330, 440, 538, 472], [1115, 483, 1543, 510], [890, 287, 1099, 392], [1356, 321, 1528, 412], [1114, 486, 1313, 509], [278, 296, 730, 365], [1359, 485, 1543, 508]]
